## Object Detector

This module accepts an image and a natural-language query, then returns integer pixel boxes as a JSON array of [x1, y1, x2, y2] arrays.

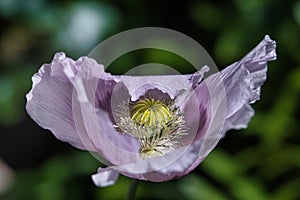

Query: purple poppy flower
[[26, 35, 276, 187]]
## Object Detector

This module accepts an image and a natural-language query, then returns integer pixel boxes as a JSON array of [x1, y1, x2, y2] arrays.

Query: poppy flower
[[26, 35, 276, 187]]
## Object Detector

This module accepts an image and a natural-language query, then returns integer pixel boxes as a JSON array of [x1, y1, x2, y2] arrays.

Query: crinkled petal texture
[[26, 35, 276, 187], [26, 52, 145, 166]]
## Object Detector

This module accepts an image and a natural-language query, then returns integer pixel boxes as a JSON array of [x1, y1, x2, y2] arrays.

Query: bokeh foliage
[[0, 0, 299, 199]]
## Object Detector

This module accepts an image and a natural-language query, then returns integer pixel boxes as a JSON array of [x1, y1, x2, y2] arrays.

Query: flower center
[[130, 99, 172, 127], [115, 96, 187, 159]]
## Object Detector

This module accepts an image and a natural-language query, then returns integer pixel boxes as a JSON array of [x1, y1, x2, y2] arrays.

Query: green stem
[[125, 179, 140, 200]]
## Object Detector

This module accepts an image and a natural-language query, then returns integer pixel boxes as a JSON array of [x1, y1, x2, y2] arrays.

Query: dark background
[[0, 0, 300, 199]]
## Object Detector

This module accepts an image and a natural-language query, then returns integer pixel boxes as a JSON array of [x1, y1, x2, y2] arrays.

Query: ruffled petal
[[176, 35, 277, 174], [26, 53, 95, 151], [222, 35, 276, 118], [61, 57, 141, 165], [92, 167, 119, 187], [222, 105, 254, 133], [49, 52, 79, 82]]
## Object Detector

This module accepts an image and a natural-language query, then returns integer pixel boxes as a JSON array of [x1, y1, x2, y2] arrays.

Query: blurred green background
[[0, 0, 300, 199]]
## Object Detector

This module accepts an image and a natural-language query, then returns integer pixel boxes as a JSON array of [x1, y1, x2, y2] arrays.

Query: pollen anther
[[115, 96, 187, 159]]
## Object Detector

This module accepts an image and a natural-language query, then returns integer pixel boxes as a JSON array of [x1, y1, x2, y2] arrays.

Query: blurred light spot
[[54, 2, 120, 55], [68, 7, 104, 49]]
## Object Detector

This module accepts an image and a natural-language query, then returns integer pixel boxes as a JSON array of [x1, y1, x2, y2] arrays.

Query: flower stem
[[125, 179, 139, 200]]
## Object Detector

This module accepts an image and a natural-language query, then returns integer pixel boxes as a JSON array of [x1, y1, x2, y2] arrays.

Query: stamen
[[115, 96, 187, 159]]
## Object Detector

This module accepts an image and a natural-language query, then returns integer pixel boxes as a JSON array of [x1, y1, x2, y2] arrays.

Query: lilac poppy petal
[[62, 58, 141, 165], [26, 57, 95, 151], [222, 104, 254, 133], [95, 79, 117, 121], [111, 139, 203, 182], [94, 106, 140, 163], [95, 138, 205, 183], [175, 36, 277, 174], [113, 145, 190, 174], [120, 75, 191, 101], [92, 167, 119, 187], [49, 52, 78, 82], [222, 35, 276, 118], [60, 53, 120, 113], [190, 65, 210, 88], [172, 74, 227, 175], [178, 82, 210, 145]]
